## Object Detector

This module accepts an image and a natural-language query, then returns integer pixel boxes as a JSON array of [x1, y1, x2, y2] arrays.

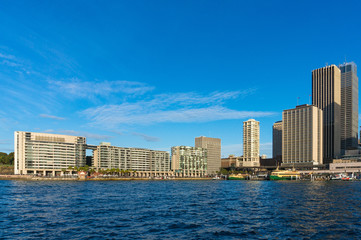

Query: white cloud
[[39, 114, 66, 120], [0, 53, 16, 60], [83, 105, 275, 126], [132, 132, 160, 142], [0, 52, 23, 68], [81, 90, 275, 127], [43, 129, 112, 140], [49, 79, 154, 97]]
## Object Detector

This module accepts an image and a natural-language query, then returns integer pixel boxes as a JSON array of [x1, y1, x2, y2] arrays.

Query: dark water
[[1, 180, 361, 239]]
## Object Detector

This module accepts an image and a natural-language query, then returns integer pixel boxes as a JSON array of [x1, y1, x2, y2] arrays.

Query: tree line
[[0, 152, 14, 165]]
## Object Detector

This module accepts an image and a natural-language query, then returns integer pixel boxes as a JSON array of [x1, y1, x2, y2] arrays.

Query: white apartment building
[[14, 131, 86, 175], [243, 119, 260, 167], [171, 146, 207, 177], [93, 142, 170, 172], [282, 105, 323, 167]]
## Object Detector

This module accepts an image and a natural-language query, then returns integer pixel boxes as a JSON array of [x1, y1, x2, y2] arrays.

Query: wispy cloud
[[132, 132, 160, 142], [39, 114, 66, 120], [49, 79, 154, 98], [81, 90, 275, 127], [0, 53, 16, 60], [43, 129, 113, 140], [0, 53, 22, 67]]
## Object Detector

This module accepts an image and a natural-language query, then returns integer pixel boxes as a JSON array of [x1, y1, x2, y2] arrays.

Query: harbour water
[[1, 180, 361, 239]]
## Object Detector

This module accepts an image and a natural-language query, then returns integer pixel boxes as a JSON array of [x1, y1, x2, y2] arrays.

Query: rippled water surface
[[1, 180, 361, 239]]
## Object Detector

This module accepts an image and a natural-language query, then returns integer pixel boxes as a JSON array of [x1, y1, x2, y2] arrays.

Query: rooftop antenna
[[297, 97, 300, 106], [309, 94, 311, 105]]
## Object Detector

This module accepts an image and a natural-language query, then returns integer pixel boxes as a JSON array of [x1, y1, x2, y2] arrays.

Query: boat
[[331, 173, 354, 181], [228, 173, 249, 180], [270, 167, 300, 180], [212, 176, 221, 180]]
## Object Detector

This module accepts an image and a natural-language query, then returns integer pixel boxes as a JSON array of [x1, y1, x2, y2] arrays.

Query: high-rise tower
[[282, 105, 323, 167], [195, 136, 221, 175], [339, 62, 358, 152], [272, 121, 282, 162], [243, 119, 260, 167], [312, 65, 341, 163]]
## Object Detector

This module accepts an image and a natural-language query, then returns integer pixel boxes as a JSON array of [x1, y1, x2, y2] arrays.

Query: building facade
[[243, 119, 260, 167], [14, 131, 86, 175], [93, 142, 170, 172], [272, 120, 282, 162], [195, 136, 221, 175], [339, 62, 359, 152], [282, 105, 323, 167], [312, 64, 341, 163], [221, 155, 242, 168], [171, 146, 207, 177]]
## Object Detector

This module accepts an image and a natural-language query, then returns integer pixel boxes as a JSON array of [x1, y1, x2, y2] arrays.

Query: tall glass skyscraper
[[339, 62, 358, 152]]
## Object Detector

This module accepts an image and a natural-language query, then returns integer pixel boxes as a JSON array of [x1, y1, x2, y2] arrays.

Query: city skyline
[[1, 1, 361, 158]]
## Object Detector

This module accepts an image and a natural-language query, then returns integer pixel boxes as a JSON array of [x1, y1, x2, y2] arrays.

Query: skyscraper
[[195, 136, 221, 175], [243, 119, 260, 167], [272, 121, 282, 163], [339, 62, 358, 152], [282, 105, 323, 167], [312, 65, 341, 163]]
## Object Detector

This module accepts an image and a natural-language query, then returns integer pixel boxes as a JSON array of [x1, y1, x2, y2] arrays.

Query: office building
[[171, 146, 207, 177], [243, 119, 260, 167], [282, 105, 323, 167], [312, 64, 341, 163], [339, 62, 359, 152], [195, 136, 221, 174], [93, 142, 170, 172], [14, 131, 86, 175], [272, 121, 282, 162]]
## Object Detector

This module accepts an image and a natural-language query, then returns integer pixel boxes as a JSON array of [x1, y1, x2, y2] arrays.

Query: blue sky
[[0, 0, 360, 157]]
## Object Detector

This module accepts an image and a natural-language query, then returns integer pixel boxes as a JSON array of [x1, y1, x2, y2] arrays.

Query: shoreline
[[0, 175, 214, 181]]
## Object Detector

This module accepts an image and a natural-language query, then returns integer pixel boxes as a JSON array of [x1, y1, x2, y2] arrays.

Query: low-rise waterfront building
[[171, 146, 207, 177], [221, 155, 242, 168], [93, 142, 170, 172], [14, 131, 86, 175]]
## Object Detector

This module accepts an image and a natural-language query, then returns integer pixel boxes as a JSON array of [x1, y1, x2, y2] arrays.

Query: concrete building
[[221, 155, 242, 168], [272, 121, 282, 162], [93, 142, 170, 172], [312, 64, 341, 163], [171, 146, 207, 177], [243, 119, 260, 167], [282, 105, 323, 168], [339, 62, 359, 153], [14, 131, 86, 175], [195, 136, 221, 175]]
